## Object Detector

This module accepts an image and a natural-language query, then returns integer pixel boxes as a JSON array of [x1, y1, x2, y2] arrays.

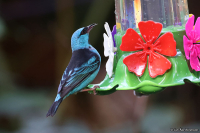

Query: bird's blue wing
[[58, 56, 100, 98]]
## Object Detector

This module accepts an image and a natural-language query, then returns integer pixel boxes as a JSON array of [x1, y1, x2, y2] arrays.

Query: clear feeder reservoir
[[115, 0, 189, 32]]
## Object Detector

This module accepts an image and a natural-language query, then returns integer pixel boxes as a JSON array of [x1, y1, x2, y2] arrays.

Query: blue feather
[[54, 94, 61, 102]]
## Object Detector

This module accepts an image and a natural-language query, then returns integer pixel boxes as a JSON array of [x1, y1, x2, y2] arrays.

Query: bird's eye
[[80, 27, 88, 35]]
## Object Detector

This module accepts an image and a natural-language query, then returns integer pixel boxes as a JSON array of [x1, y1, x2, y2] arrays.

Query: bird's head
[[71, 23, 97, 52]]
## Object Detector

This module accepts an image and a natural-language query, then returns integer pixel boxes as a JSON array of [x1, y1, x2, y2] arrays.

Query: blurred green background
[[0, 0, 200, 133]]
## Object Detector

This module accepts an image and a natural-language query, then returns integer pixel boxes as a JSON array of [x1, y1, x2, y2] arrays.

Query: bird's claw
[[81, 85, 100, 95]]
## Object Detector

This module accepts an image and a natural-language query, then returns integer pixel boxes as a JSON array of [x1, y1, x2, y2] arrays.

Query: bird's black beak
[[86, 23, 97, 33], [80, 23, 97, 36]]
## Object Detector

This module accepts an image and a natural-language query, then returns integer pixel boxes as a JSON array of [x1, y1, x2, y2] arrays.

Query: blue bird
[[46, 24, 101, 117]]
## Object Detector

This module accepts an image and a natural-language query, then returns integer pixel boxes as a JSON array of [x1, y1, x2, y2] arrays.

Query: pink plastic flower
[[184, 15, 200, 71]]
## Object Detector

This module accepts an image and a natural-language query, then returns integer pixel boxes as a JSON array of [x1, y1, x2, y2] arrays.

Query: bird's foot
[[81, 85, 100, 95]]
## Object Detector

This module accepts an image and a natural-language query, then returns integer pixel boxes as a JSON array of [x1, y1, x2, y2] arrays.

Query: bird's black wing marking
[[58, 57, 100, 98]]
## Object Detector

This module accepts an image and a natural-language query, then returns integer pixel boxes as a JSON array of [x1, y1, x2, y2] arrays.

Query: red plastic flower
[[120, 21, 177, 78]]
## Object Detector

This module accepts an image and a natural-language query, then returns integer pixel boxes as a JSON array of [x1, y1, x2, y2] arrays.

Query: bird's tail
[[46, 98, 63, 117]]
